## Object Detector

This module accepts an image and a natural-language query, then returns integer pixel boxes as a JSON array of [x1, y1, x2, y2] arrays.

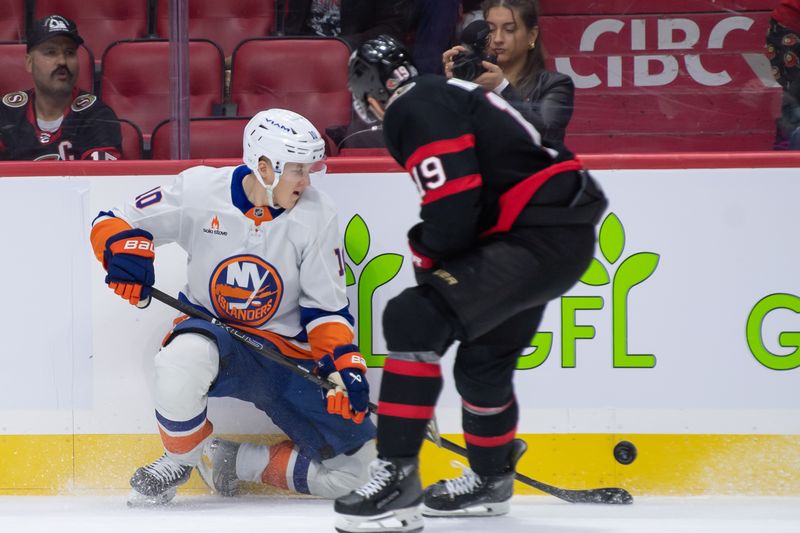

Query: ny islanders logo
[[209, 255, 283, 327]]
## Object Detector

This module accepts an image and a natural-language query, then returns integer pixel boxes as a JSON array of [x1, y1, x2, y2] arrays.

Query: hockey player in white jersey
[[89, 109, 376, 505]]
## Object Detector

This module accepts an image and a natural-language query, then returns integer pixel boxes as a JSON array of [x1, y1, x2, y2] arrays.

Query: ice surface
[[0, 495, 798, 533]]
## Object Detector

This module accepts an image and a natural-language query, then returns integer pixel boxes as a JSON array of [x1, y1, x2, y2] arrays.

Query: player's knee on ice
[[230, 439, 375, 498], [383, 285, 458, 354], [307, 440, 376, 498]]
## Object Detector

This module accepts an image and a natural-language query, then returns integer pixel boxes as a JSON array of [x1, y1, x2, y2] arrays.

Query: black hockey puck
[[613, 440, 637, 465]]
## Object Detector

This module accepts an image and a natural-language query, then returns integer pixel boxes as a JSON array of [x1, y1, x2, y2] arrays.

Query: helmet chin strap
[[253, 167, 281, 209]]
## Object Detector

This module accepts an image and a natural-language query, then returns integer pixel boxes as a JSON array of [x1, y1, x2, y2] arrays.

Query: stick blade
[[557, 487, 634, 505], [515, 471, 634, 505]]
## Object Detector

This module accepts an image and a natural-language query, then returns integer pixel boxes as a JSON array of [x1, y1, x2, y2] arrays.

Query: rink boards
[[0, 154, 799, 496]]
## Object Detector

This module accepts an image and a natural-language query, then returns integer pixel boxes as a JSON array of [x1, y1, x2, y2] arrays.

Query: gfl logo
[[555, 16, 769, 88]]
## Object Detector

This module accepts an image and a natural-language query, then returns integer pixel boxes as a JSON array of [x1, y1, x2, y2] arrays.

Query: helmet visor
[[280, 159, 327, 182]]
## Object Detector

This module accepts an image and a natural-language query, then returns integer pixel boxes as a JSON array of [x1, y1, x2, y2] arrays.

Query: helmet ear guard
[[347, 35, 418, 123]]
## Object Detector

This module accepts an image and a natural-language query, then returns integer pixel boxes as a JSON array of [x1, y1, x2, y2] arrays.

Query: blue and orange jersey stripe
[[89, 214, 132, 264], [155, 408, 214, 455], [306, 317, 354, 360], [261, 440, 296, 490], [301, 306, 355, 360]]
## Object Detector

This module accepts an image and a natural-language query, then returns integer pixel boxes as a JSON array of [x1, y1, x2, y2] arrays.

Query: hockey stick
[[436, 434, 632, 504], [148, 287, 633, 505]]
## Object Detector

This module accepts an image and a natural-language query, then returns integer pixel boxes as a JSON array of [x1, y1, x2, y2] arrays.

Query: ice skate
[[334, 456, 424, 533], [196, 437, 241, 497], [422, 438, 527, 517], [127, 453, 193, 506]]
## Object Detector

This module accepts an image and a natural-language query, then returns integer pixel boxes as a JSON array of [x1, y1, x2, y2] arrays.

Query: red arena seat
[[33, 0, 149, 59], [150, 117, 249, 160], [100, 39, 224, 142], [0, 42, 94, 95], [155, 0, 277, 59], [118, 118, 144, 159], [338, 147, 391, 157], [0, 0, 25, 41], [231, 38, 352, 136]]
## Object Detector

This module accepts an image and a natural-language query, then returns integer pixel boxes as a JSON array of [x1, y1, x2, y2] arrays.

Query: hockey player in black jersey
[[0, 15, 121, 160], [334, 35, 607, 533]]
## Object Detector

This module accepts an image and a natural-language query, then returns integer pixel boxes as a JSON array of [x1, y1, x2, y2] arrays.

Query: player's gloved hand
[[103, 228, 155, 307], [316, 344, 369, 424], [408, 223, 438, 283]]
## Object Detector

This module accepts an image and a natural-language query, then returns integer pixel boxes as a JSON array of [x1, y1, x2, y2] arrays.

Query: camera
[[452, 20, 496, 82]]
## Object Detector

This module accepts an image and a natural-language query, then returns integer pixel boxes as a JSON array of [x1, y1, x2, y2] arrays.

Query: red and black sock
[[376, 357, 443, 458], [462, 396, 519, 475]]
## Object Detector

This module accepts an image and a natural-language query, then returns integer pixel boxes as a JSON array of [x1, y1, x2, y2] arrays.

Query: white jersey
[[94, 165, 352, 358]]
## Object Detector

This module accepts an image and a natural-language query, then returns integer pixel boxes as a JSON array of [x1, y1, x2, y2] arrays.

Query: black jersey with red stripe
[[382, 74, 605, 262], [0, 88, 121, 161]]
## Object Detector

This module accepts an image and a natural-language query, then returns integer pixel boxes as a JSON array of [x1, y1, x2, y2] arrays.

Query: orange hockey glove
[[316, 344, 369, 424]]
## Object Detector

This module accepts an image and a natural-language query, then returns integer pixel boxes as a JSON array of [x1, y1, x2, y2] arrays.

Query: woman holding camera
[[443, 0, 574, 146]]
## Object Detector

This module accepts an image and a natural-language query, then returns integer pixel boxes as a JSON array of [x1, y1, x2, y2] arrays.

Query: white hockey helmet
[[243, 109, 326, 204], [243, 108, 326, 174]]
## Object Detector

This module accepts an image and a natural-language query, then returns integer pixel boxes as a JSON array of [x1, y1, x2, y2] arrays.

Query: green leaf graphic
[[599, 213, 625, 264], [358, 253, 404, 367], [360, 254, 404, 292], [345, 215, 370, 265], [580, 258, 610, 286], [612, 251, 660, 368], [345, 263, 355, 287], [615, 252, 659, 287]]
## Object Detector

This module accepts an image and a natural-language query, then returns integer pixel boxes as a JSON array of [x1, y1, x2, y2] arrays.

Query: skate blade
[[126, 487, 178, 507], [194, 464, 238, 497], [335, 507, 424, 533], [421, 499, 510, 517], [195, 462, 213, 492]]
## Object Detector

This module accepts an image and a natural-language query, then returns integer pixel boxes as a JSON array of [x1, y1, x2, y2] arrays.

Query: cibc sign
[[546, 14, 777, 89]]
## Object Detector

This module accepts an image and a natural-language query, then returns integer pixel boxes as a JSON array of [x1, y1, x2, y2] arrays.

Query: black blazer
[[500, 69, 575, 147], [283, 0, 410, 50]]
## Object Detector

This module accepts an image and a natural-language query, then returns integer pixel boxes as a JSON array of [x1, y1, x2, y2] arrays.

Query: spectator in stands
[[443, 0, 574, 147], [767, 0, 800, 150], [459, 0, 484, 34], [409, 1, 460, 75], [0, 15, 121, 160], [282, 0, 410, 50], [284, 1, 413, 151]]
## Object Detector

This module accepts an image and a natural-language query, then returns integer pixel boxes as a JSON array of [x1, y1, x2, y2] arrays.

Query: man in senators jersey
[[0, 15, 121, 160], [90, 109, 375, 505], [334, 36, 607, 533]]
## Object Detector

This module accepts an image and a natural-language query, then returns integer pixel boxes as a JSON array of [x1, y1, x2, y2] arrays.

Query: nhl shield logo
[[209, 254, 283, 327], [39, 132, 51, 144]]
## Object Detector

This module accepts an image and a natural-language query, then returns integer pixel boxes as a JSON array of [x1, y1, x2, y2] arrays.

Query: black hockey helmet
[[347, 34, 418, 123]]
